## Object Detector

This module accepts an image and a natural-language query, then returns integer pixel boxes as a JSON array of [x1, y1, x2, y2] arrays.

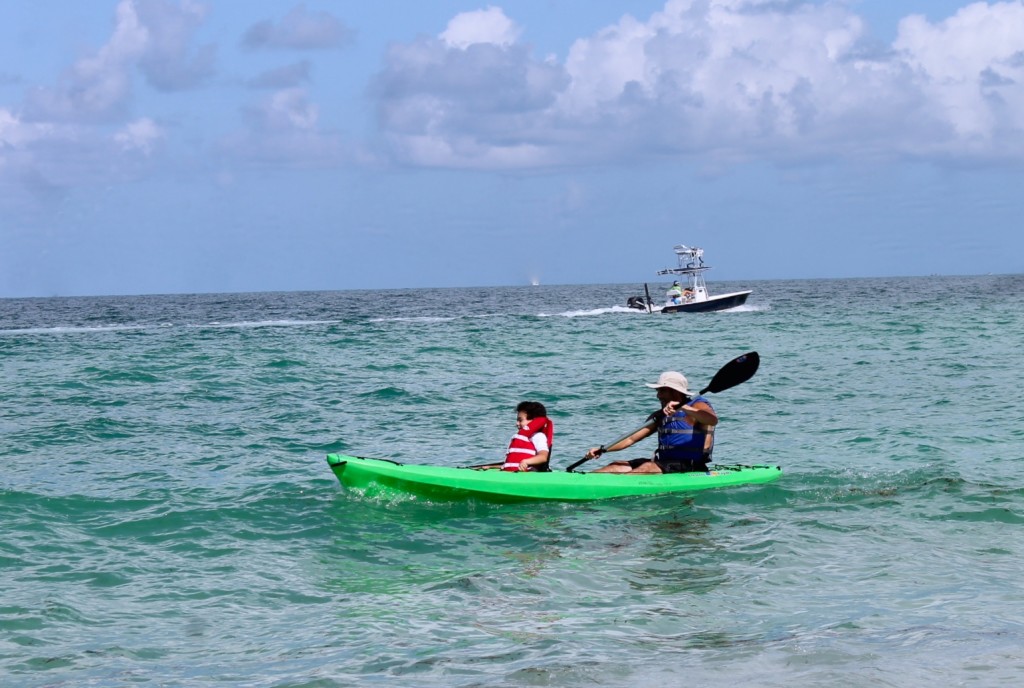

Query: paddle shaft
[[564, 419, 657, 472], [565, 351, 759, 472]]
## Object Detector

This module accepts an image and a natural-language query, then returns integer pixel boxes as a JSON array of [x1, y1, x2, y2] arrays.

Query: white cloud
[[1, 1, 217, 202], [114, 117, 165, 155], [0, 108, 53, 148], [23, 0, 148, 122], [247, 60, 311, 89], [242, 5, 354, 51], [894, 2, 1024, 142], [133, 0, 215, 91], [224, 87, 344, 166], [373, 33, 569, 167], [0, 107, 81, 191], [374, 0, 1024, 169], [23, 0, 213, 122], [260, 88, 319, 130], [440, 7, 522, 49]]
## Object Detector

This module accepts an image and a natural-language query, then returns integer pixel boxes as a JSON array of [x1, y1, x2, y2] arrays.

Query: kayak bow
[[326, 454, 781, 503]]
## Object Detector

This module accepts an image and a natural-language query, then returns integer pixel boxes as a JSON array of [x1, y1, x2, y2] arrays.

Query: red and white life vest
[[502, 417, 553, 471]]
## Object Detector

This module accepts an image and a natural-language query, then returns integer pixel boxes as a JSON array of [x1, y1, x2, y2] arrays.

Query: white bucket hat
[[645, 371, 691, 396]]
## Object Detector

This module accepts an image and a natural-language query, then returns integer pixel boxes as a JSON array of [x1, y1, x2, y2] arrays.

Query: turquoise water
[[2, 275, 1023, 686]]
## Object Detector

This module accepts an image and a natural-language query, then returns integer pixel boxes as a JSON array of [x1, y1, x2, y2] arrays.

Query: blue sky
[[1, 0, 1022, 297]]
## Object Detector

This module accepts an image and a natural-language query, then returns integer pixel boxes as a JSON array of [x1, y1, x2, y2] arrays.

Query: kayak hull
[[326, 454, 781, 503]]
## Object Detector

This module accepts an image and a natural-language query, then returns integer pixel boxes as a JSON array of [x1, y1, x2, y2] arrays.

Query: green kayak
[[326, 454, 782, 503]]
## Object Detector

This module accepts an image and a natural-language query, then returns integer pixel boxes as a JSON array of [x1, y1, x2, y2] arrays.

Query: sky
[[2, 0, 1023, 297]]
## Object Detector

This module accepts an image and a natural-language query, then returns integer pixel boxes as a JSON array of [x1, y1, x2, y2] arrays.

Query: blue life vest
[[655, 395, 715, 462]]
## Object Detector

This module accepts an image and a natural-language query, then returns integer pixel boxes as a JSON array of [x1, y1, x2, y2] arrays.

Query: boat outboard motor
[[627, 296, 649, 311]]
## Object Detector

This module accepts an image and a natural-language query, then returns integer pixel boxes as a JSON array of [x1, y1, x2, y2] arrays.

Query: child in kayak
[[476, 401, 553, 471]]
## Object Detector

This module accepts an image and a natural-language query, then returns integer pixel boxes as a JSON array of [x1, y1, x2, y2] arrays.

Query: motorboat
[[627, 245, 752, 313]]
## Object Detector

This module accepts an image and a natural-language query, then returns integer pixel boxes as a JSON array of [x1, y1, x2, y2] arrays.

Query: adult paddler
[[586, 371, 717, 474]]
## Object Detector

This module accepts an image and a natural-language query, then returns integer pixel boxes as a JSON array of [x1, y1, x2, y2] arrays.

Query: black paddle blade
[[699, 351, 759, 395]]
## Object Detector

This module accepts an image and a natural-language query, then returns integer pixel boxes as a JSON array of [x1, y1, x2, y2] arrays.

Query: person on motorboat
[[666, 281, 683, 305], [586, 372, 716, 474], [476, 401, 553, 471]]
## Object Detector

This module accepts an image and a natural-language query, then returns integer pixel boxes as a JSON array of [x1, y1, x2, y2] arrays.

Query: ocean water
[[2, 275, 1023, 687]]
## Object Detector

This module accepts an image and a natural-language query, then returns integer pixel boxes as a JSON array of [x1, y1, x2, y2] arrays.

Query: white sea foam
[[0, 324, 150, 335], [193, 319, 337, 329], [540, 305, 645, 318]]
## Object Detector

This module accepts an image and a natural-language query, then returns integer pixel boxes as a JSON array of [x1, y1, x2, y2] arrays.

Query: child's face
[[516, 411, 530, 428]]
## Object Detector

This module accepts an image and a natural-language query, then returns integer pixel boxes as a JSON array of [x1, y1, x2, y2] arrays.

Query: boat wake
[[542, 303, 766, 318], [194, 319, 336, 329], [368, 316, 457, 323], [540, 306, 642, 318], [0, 318, 340, 337], [0, 324, 152, 335]]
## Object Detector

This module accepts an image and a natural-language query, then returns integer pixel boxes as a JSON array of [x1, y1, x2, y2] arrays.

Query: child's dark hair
[[516, 401, 547, 419]]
